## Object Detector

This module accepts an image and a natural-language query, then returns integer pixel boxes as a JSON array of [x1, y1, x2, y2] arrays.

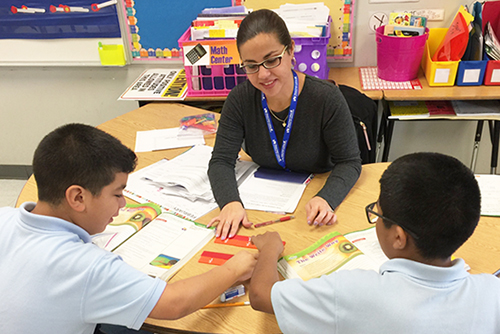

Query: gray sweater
[[208, 75, 362, 210]]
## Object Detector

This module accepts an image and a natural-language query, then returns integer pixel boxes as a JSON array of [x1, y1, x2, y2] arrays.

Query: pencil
[[254, 215, 295, 228], [202, 301, 250, 309]]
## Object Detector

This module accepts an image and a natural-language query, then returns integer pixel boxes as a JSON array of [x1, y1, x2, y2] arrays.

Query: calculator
[[186, 43, 207, 65]]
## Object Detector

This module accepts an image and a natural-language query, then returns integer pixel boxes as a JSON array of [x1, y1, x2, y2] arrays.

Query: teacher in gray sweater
[[208, 9, 361, 240]]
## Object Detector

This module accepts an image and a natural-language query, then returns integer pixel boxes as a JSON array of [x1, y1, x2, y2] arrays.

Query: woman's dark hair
[[379, 152, 481, 260], [236, 9, 292, 52]]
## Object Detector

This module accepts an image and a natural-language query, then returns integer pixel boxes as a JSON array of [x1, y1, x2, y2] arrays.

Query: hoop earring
[[292, 57, 296, 69]]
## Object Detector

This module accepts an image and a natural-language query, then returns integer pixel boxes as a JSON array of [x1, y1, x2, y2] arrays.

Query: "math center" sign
[[181, 40, 240, 66]]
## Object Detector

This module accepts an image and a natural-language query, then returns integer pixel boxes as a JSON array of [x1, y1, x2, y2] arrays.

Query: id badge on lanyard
[[261, 70, 299, 170]]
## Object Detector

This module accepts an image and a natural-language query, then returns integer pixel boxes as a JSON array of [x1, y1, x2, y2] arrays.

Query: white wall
[[0, 0, 496, 174]]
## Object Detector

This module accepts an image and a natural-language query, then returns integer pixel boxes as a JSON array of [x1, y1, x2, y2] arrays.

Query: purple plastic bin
[[376, 26, 428, 81]]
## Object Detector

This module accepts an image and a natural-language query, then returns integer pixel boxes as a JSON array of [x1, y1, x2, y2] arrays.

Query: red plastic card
[[198, 251, 233, 266], [214, 235, 286, 249]]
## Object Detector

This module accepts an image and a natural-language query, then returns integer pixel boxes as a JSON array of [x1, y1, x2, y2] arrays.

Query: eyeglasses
[[365, 202, 420, 240], [239, 45, 288, 74]]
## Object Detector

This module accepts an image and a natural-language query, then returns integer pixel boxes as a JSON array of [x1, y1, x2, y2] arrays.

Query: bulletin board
[[122, 0, 354, 63], [0, 0, 123, 65], [123, 0, 232, 62]]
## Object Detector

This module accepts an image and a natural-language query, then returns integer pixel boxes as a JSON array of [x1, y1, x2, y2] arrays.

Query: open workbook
[[277, 227, 389, 281], [95, 210, 214, 281]]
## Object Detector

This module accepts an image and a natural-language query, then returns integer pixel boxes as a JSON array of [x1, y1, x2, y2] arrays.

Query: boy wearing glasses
[[249, 152, 500, 333]]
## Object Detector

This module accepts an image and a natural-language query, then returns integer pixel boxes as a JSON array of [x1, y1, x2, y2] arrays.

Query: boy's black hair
[[236, 9, 292, 54], [33, 123, 137, 205], [379, 152, 480, 259]]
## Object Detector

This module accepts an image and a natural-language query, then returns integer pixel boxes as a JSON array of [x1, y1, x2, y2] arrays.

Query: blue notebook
[[254, 167, 311, 184]]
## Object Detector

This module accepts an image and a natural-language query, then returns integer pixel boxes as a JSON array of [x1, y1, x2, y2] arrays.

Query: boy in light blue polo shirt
[[0, 124, 256, 334], [249, 152, 500, 333]]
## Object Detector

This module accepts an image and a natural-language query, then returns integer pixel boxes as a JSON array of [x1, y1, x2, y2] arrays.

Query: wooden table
[[16, 102, 500, 334]]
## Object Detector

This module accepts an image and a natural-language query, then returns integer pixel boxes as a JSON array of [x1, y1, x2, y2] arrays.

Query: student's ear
[[65, 185, 87, 213], [392, 225, 408, 250], [290, 39, 295, 56]]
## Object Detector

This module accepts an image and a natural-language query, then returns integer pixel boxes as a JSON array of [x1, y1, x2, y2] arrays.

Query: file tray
[[484, 53, 500, 86], [178, 28, 246, 97], [421, 28, 460, 86], [293, 16, 331, 80], [456, 60, 487, 86]]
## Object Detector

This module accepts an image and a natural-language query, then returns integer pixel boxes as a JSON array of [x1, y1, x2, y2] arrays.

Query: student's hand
[[207, 201, 252, 240], [251, 232, 284, 257], [225, 250, 258, 282], [305, 196, 337, 227]]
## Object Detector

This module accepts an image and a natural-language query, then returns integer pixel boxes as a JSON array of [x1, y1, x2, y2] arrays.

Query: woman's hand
[[207, 201, 253, 240], [305, 196, 337, 227]]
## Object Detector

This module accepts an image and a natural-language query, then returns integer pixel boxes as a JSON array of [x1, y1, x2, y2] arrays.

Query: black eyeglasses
[[240, 45, 288, 74], [365, 202, 420, 240]]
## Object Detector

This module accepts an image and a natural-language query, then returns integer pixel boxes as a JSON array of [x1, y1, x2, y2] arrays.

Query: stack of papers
[[451, 100, 500, 117], [388, 101, 429, 119], [124, 145, 312, 219], [275, 3, 330, 38], [125, 145, 256, 219]]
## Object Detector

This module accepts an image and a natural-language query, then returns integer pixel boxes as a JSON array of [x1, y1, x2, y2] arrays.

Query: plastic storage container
[[98, 43, 126, 66], [293, 17, 331, 80], [421, 28, 460, 86], [456, 60, 487, 85], [178, 28, 246, 97], [484, 53, 500, 86], [178, 17, 331, 97], [375, 25, 428, 81]]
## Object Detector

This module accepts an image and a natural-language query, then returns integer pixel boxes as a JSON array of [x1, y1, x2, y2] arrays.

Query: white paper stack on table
[[134, 127, 205, 152], [124, 145, 312, 219]]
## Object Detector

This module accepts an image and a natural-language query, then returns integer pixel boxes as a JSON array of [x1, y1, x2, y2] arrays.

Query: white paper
[[463, 69, 481, 83], [344, 227, 389, 269], [434, 68, 450, 83], [475, 174, 500, 216], [491, 69, 500, 83], [238, 173, 306, 213], [134, 128, 205, 152]]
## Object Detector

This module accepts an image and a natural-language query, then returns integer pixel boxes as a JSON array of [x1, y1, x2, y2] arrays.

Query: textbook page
[[113, 212, 214, 281], [92, 203, 162, 251], [344, 227, 389, 268], [277, 231, 381, 281], [475, 174, 500, 216]]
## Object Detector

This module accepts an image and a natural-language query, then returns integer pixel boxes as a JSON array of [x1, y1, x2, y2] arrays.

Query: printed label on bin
[[182, 40, 240, 66]]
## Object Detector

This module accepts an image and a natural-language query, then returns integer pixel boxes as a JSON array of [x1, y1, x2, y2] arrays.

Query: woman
[[208, 9, 361, 240]]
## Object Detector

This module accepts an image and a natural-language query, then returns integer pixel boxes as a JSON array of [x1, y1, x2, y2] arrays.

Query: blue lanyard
[[261, 70, 299, 170]]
